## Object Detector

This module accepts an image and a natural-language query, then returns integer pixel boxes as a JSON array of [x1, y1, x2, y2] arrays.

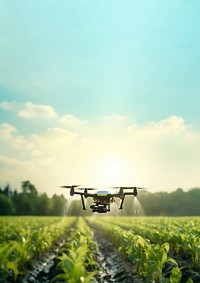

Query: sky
[[0, 0, 200, 195]]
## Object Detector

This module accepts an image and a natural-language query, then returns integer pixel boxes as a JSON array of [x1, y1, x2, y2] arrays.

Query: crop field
[[0, 216, 200, 283]]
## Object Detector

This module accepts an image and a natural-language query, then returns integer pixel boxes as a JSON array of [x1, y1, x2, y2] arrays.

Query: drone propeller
[[60, 185, 80, 188], [78, 187, 96, 190], [60, 185, 97, 191], [115, 186, 148, 190], [109, 186, 147, 190]]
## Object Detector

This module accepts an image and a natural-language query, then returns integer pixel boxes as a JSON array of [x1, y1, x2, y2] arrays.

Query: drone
[[60, 185, 145, 213]]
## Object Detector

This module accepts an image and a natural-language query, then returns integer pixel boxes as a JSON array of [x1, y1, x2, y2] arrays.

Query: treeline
[[138, 187, 200, 216], [0, 181, 200, 216], [0, 181, 67, 216]]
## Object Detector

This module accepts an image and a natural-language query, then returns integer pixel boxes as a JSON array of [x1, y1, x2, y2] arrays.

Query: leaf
[[167, 258, 178, 266], [136, 235, 146, 248], [162, 242, 170, 252], [6, 261, 19, 280], [135, 258, 142, 266], [186, 278, 194, 283], [170, 267, 182, 283], [128, 253, 135, 261]]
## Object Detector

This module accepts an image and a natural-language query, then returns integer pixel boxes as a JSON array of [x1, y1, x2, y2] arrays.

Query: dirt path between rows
[[20, 238, 63, 283], [18, 221, 200, 283], [20, 223, 145, 283], [91, 223, 200, 283], [92, 225, 145, 283], [20, 228, 144, 283]]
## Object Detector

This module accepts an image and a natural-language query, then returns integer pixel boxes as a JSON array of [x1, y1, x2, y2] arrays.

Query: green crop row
[[100, 217, 200, 268], [1, 216, 199, 283], [0, 216, 63, 243], [0, 216, 75, 282], [88, 217, 194, 283], [56, 217, 98, 283]]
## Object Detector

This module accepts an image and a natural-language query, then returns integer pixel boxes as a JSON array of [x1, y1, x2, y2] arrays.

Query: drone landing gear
[[119, 188, 138, 209], [119, 196, 125, 210], [81, 194, 86, 210]]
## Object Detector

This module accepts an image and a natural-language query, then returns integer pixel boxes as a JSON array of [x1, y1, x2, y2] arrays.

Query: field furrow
[[89, 221, 145, 283], [1, 216, 200, 283]]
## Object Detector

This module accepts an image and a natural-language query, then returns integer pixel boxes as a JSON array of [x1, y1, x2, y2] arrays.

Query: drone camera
[[90, 204, 108, 213]]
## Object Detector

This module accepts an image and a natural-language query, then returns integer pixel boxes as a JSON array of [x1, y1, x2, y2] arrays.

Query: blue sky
[[0, 1, 200, 195]]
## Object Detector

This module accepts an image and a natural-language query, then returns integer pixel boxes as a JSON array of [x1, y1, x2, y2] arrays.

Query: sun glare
[[104, 160, 121, 179], [88, 153, 135, 187], [67, 147, 138, 188]]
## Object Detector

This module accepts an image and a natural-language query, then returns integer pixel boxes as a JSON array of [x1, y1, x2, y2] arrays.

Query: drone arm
[[72, 192, 95, 210], [119, 190, 138, 209], [124, 192, 138, 196], [71, 192, 87, 210]]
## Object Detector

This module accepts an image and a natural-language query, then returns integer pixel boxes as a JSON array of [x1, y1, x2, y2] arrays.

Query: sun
[[88, 153, 135, 187], [72, 149, 137, 188], [104, 160, 121, 179]]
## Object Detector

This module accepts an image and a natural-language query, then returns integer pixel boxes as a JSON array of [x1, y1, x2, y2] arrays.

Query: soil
[[93, 226, 145, 283], [91, 223, 200, 283], [20, 238, 64, 283], [19, 226, 145, 283], [17, 224, 200, 283], [166, 252, 200, 283]]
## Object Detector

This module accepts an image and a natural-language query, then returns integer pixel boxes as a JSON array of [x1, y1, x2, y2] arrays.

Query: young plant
[[56, 218, 98, 283]]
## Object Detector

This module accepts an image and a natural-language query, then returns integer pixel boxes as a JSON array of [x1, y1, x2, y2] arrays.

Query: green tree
[[187, 188, 200, 215], [50, 194, 66, 215], [15, 192, 35, 215], [0, 194, 15, 215], [21, 180, 38, 195], [2, 184, 12, 197], [36, 193, 52, 215]]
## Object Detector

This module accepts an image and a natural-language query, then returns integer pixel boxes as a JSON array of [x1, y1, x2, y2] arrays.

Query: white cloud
[[31, 127, 77, 152], [60, 114, 88, 126], [19, 102, 57, 118], [0, 101, 57, 118], [126, 116, 200, 189], [0, 154, 37, 192], [0, 115, 200, 195], [127, 115, 187, 139], [0, 154, 34, 167], [0, 123, 17, 139], [0, 123, 35, 152]]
